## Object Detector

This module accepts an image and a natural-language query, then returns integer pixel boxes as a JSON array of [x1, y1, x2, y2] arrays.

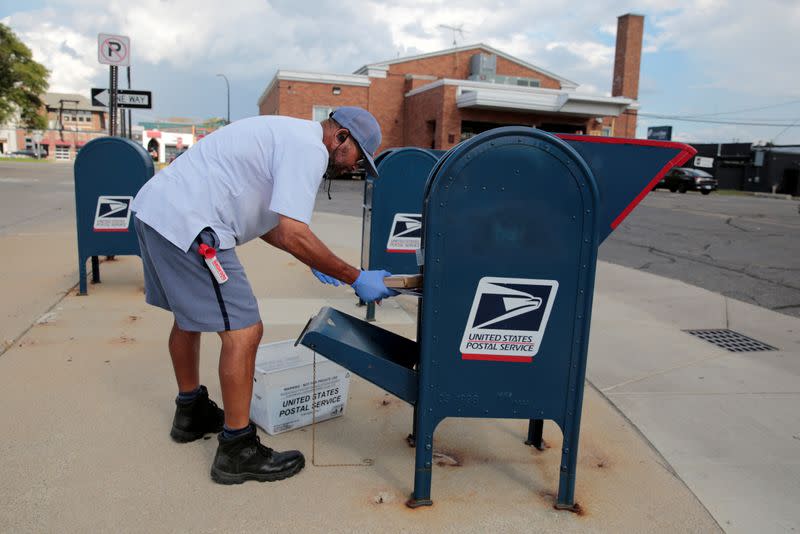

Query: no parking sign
[[97, 33, 130, 66]]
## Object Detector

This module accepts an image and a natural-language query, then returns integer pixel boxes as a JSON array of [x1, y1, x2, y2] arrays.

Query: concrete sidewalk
[[589, 262, 800, 533], [0, 211, 794, 532]]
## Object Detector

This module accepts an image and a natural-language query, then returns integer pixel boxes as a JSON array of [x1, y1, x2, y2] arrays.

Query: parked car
[[9, 148, 46, 158], [655, 167, 718, 195]]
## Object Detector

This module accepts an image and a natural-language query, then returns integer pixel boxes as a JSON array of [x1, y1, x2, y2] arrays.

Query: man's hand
[[352, 270, 399, 303], [311, 268, 342, 286]]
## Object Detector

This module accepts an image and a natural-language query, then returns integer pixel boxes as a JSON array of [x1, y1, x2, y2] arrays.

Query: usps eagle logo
[[386, 213, 421, 253], [93, 195, 133, 232], [460, 277, 558, 362]]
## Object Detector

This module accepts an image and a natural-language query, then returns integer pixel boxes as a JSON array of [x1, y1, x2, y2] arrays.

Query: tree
[[0, 23, 49, 129]]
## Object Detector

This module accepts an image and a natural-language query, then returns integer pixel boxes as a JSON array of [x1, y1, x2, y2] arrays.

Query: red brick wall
[[16, 128, 106, 160], [368, 75, 407, 149], [265, 40, 643, 147], [494, 56, 561, 89], [275, 80, 369, 120], [386, 48, 562, 88], [612, 14, 643, 100], [610, 14, 644, 137], [404, 84, 445, 149], [259, 84, 280, 115], [613, 110, 637, 138], [439, 85, 461, 149]]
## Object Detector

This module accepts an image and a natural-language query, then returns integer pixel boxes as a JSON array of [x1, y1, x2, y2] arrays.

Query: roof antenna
[[437, 24, 466, 47]]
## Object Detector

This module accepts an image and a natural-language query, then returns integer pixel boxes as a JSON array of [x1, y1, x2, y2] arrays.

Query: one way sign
[[91, 88, 152, 109]]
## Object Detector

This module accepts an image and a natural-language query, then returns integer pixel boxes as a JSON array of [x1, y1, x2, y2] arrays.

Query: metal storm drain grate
[[684, 329, 777, 353]]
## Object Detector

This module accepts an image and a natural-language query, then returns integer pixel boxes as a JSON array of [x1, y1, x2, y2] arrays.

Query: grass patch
[[0, 157, 52, 163]]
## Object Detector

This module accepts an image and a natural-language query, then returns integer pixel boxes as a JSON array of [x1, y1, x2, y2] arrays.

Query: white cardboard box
[[250, 340, 351, 435]]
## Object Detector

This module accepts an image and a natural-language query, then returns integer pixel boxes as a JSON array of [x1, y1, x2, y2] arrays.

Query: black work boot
[[210, 424, 305, 484], [170, 385, 225, 442]]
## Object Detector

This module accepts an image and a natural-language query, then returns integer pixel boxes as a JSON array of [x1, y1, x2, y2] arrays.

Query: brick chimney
[[611, 13, 644, 137]]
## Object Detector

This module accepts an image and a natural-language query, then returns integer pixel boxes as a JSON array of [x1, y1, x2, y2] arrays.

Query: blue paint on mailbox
[[74, 136, 154, 294], [361, 147, 442, 275]]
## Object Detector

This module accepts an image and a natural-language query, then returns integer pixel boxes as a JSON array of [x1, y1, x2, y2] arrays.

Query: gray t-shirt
[[132, 115, 327, 251]]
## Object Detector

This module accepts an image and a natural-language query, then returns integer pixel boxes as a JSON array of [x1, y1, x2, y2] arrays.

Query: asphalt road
[[316, 179, 800, 319], [2, 161, 798, 319], [0, 160, 74, 235], [600, 190, 800, 317]]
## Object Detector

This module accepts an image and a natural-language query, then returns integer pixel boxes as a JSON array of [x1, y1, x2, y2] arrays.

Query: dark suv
[[656, 167, 718, 195]]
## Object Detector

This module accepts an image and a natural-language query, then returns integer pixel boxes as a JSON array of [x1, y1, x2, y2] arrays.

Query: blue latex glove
[[311, 268, 342, 287], [351, 270, 398, 303]]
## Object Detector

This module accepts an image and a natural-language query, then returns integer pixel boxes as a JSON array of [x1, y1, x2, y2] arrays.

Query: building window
[[601, 127, 612, 136], [54, 145, 70, 160], [312, 105, 336, 122]]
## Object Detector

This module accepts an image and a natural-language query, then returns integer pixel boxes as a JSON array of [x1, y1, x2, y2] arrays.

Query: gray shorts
[[134, 216, 260, 332]]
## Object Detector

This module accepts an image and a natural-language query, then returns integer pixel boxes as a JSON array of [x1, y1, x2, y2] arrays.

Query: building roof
[[354, 43, 579, 89], [42, 92, 106, 113], [257, 70, 371, 107], [405, 78, 633, 117]]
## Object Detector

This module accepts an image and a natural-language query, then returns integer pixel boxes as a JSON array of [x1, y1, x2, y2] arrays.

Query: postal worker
[[131, 107, 394, 484]]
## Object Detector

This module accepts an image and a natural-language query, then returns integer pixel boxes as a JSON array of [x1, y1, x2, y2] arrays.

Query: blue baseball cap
[[330, 107, 382, 177]]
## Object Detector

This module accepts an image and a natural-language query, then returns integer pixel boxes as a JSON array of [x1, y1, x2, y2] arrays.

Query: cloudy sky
[[2, 0, 799, 144]]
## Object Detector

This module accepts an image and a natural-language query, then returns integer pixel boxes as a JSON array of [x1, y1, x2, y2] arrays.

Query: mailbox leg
[[406, 404, 418, 447], [555, 426, 580, 512], [406, 413, 437, 508], [79, 257, 88, 296], [91, 256, 101, 284], [525, 419, 545, 450]]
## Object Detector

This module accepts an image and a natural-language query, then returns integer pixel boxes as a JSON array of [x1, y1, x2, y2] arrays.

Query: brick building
[[258, 14, 644, 152], [12, 92, 109, 161]]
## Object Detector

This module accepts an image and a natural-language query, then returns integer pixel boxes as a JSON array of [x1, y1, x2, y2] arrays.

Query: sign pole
[[126, 66, 132, 139], [109, 65, 118, 137]]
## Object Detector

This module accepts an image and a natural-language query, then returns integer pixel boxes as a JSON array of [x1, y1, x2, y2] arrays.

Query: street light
[[216, 74, 230, 125]]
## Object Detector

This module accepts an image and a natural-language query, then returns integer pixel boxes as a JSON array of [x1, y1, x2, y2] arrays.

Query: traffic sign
[[91, 88, 152, 109], [97, 33, 130, 66]]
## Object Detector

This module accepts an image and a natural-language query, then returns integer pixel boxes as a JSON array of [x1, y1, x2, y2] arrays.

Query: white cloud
[[646, 0, 800, 97], [545, 41, 614, 69], [3, 0, 799, 142]]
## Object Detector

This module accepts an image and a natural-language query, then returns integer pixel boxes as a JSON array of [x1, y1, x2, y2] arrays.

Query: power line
[[661, 98, 800, 119], [772, 117, 800, 143], [638, 113, 800, 127]]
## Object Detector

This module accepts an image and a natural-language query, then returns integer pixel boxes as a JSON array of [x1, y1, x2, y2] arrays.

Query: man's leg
[[211, 320, 305, 484], [168, 321, 224, 442], [217, 321, 263, 429], [169, 320, 201, 393]]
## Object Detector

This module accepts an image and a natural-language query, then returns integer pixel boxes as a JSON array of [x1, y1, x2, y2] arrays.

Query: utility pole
[[216, 74, 230, 124]]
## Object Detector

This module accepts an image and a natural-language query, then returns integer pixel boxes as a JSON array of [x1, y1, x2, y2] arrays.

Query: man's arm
[[261, 215, 360, 285]]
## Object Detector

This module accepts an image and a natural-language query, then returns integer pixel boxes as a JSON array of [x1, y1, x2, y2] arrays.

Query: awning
[[456, 86, 634, 117]]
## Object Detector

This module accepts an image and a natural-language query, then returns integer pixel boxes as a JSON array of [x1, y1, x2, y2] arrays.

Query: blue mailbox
[[74, 137, 154, 295], [360, 148, 443, 321], [298, 127, 694, 509]]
